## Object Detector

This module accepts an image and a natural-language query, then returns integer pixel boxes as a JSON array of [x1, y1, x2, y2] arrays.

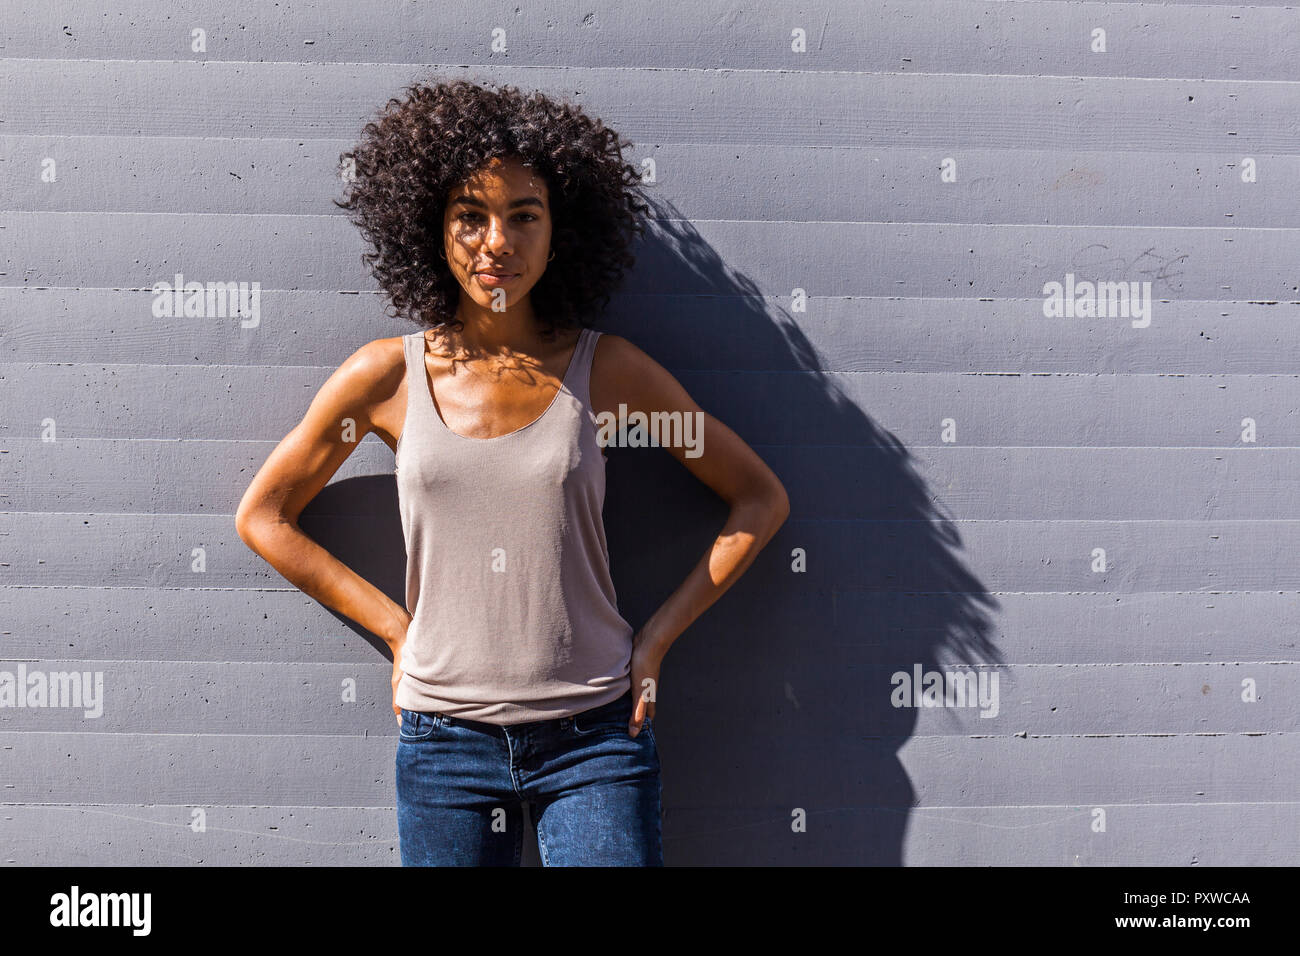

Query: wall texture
[[2, 0, 1297, 865]]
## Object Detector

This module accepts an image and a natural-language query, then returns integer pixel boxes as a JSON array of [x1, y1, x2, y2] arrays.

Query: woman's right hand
[[391, 649, 405, 725], [388, 611, 411, 725]]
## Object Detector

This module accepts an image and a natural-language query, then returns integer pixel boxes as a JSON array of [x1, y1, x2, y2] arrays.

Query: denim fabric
[[396, 689, 663, 866]]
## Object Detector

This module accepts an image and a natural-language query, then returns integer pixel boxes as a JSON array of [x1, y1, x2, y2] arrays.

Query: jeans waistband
[[431, 689, 633, 734]]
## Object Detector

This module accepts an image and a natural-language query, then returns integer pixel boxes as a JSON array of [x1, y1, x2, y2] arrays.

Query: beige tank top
[[393, 327, 634, 724]]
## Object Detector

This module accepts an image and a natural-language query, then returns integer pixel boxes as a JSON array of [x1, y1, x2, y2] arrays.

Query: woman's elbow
[[234, 496, 277, 553], [743, 479, 789, 540], [767, 480, 791, 531], [233, 504, 263, 551]]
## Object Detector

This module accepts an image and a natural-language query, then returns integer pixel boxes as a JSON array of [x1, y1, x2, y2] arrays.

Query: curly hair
[[335, 77, 650, 338]]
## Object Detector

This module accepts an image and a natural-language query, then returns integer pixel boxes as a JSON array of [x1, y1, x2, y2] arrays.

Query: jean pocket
[[398, 708, 440, 742], [571, 694, 638, 736]]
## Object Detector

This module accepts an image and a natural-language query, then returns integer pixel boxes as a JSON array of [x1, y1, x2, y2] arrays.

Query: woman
[[235, 79, 789, 866]]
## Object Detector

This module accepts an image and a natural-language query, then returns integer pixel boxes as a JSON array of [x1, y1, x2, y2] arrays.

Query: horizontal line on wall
[[5, 799, 1300, 813], [6, 797, 1294, 810], [8, 362, 1300, 379], [0, 658, 1293, 667], [957, 731, 1292, 738], [0, 803, 382, 812], [4, 585, 1300, 596], [7, 210, 1300, 233], [3, 287, 1293, 307], [0, 729, 1292, 740], [7, 439, 1300, 449], [0, 804, 395, 848], [4, 57, 1299, 86], [671, 801, 1300, 836], [914, 801, 1300, 811], [12, 512, 1300, 521], [7, 135, 1299, 160]]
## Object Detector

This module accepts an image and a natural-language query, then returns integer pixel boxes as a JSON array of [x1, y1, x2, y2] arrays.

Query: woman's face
[[442, 155, 553, 312]]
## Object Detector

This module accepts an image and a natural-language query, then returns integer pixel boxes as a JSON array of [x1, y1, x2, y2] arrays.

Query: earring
[[547, 250, 556, 262], [438, 249, 447, 261]]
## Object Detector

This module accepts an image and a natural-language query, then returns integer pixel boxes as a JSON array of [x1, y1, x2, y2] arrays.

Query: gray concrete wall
[[2, 0, 1297, 865]]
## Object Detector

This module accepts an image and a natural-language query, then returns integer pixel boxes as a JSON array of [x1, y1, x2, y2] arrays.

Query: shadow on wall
[[300, 193, 1003, 866], [601, 196, 1003, 864]]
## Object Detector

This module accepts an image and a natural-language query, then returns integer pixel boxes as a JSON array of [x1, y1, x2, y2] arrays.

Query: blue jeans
[[396, 689, 663, 866]]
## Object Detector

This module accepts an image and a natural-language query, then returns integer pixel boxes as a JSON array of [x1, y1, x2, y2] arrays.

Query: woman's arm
[[591, 335, 791, 733], [234, 337, 411, 720]]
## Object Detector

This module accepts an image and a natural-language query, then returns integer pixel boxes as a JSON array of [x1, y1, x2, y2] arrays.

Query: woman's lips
[[475, 272, 519, 286]]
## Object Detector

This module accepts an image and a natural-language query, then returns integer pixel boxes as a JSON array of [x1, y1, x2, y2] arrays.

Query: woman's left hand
[[628, 631, 664, 737]]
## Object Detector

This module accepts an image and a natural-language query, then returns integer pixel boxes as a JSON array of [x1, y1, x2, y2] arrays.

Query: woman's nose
[[484, 218, 511, 251]]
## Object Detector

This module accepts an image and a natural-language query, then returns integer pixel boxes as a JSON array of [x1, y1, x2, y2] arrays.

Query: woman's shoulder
[[329, 333, 410, 404], [589, 332, 655, 378], [588, 332, 682, 412]]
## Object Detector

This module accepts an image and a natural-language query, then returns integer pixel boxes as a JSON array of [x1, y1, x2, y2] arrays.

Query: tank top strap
[[402, 330, 418, 379], [402, 331, 438, 432], [568, 326, 601, 409]]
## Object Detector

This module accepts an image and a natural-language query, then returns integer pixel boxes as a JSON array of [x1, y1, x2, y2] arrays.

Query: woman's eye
[[457, 213, 537, 223]]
